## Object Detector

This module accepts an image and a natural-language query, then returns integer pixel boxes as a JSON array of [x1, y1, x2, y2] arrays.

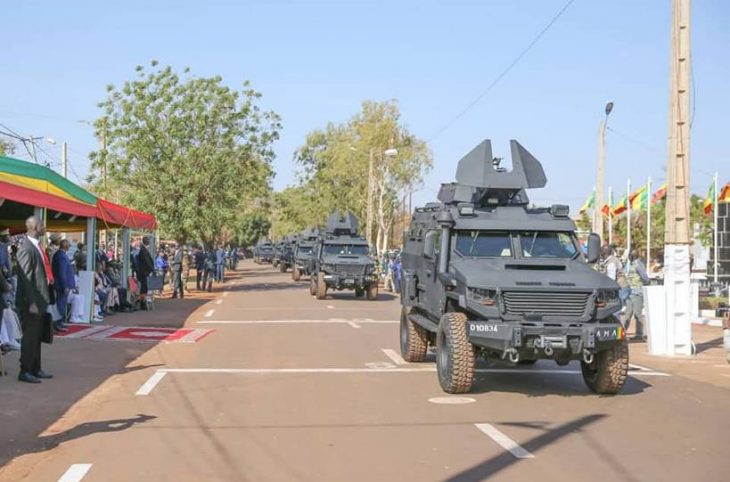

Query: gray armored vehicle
[[292, 227, 320, 281], [277, 235, 298, 273], [400, 140, 627, 394], [272, 239, 284, 268], [253, 239, 274, 264], [310, 211, 379, 300]]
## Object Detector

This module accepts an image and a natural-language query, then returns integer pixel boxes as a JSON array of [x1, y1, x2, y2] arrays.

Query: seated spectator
[[94, 265, 119, 315], [67, 277, 86, 323]]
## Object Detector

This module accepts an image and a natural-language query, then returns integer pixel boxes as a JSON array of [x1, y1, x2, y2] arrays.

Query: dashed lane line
[[223, 292, 229, 297], [136, 371, 168, 396], [196, 319, 398, 325], [58, 464, 93, 482], [475, 423, 535, 459], [204, 309, 215, 318], [347, 321, 361, 329], [215, 299, 223, 305], [382, 348, 408, 365]]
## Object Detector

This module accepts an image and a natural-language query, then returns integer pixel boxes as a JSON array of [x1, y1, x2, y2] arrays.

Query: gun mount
[[325, 211, 359, 236]]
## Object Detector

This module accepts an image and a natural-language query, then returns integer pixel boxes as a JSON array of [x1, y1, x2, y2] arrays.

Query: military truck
[[277, 235, 298, 273], [292, 227, 320, 281], [310, 211, 379, 300], [253, 239, 274, 264], [400, 140, 627, 394]]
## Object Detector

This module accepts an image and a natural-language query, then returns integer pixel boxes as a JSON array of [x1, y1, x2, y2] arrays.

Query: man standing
[[194, 247, 206, 290], [0, 228, 14, 306], [16, 216, 53, 383], [52, 239, 75, 331], [136, 237, 155, 310], [215, 245, 225, 282], [171, 245, 184, 299], [624, 249, 650, 341], [73, 242, 87, 272]]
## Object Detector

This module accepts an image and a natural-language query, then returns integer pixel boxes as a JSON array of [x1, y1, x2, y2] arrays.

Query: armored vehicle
[[400, 140, 627, 394], [277, 234, 298, 273], [310, 211, 378, 300], [253, 239, 274, 264], [272, 239, 284, 268], [292, 227, 320, 281]]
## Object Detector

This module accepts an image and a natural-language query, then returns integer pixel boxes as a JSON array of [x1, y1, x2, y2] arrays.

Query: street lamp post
[[593, 102, 613, 238]]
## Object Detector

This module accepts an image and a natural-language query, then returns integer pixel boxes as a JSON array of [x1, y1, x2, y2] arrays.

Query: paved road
[[3, 261, 729, 481]]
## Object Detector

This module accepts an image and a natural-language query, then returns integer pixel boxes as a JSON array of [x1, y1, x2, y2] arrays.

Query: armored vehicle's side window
[[455, 231, 512, 257], [518, 231, 578, 259]]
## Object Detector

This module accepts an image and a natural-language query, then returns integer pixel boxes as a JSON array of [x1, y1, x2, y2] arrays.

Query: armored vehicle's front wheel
[[316, 272, 327, 300], [354, 288, 364, 297], [436, 312, 476, 393], [293, 266, 301, 281], [400, 307, 428, 362], [581, 341, 629, 394], [279, 262, 287, 273], [366, 283, 378, 300], [309, 277, 316, 296]]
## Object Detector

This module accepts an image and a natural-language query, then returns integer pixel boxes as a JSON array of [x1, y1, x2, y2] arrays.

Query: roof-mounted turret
[[301, 226, 321, 241], [325, 211, 359, 236], [438, 140, 546, 207]]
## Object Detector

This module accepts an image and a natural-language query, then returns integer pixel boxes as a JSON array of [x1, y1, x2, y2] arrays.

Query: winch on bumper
[[467, 320, 625, 361], [322, 272, 378, 289]]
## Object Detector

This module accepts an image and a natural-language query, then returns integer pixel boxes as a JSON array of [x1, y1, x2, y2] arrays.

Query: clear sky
[[2, 0, 728, 212]]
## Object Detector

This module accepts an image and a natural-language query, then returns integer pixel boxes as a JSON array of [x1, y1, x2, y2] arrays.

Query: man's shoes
[[18, 372, 41, 383], [33, 370, 54, 379], [631, 335, 647, 342]]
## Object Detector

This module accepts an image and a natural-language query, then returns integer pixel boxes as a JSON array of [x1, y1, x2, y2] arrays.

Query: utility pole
[[662, 0, 692, 356], [61, 141, 68, 178], [366, 148, 374, 250], [713, 172, 719, 284], [593, 102, 613, 238], [607, 186, 613, 245]]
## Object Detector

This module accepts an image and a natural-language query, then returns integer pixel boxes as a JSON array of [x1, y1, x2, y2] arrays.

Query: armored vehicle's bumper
[[323, 273, 378, 290], [467, 320, 624, 357]]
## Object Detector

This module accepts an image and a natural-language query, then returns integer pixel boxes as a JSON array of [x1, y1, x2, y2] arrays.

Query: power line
[[427, 0, 577, 142]]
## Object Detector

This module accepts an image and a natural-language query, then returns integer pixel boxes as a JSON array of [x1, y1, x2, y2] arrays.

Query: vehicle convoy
[[399, 139, 628, 394], [292, 227, 320, 281], [253, 239, 274, 264], [310, 211, 379, 300]]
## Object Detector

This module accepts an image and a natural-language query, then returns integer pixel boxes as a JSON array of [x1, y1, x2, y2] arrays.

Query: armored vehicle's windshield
[[323, 244, 368, 255], [518, 231, 578, 259], [298, 246, 313, 254], [455, 231, 512, 257]]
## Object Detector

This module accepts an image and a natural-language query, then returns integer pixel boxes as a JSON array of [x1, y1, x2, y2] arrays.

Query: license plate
[[595, 326, 624, 341]]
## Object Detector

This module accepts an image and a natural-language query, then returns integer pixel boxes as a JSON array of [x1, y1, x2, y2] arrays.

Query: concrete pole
[[61, 141, 68, 178], [593, 119, 607, 237], [366, 148, 374, 251], [713, 172, 719, 284]]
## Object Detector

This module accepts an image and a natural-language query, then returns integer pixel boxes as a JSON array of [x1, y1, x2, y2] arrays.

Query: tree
[[0, 139, 15, 156], [88, 61, 281, 244], [234, 211, 272, 246], [289, 100, 432, 253]]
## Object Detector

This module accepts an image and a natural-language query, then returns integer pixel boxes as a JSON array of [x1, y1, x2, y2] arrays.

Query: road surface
[[2, 261, 729, 481]]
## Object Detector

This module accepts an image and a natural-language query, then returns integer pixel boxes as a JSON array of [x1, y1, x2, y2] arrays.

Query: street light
[[593, 101, 614, 238]]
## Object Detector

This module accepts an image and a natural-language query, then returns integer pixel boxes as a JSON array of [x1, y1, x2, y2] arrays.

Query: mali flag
[[719, 182, 730, 203], [613, 194, 628, 216], [579, 190, 595, 214], [703, 182, 715, 215], [652, 183, 667, 204], [630, 184, 648, 210], [601, 203, 611, 218]]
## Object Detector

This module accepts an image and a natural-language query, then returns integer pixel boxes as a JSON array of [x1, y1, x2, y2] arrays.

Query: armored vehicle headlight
[[468, 288, 497, 306], [596, 289, 620, 307]]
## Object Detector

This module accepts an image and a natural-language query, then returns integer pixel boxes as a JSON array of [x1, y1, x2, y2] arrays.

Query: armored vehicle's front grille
[[335, 264, 365, 276], [502, 291, 590, 317]]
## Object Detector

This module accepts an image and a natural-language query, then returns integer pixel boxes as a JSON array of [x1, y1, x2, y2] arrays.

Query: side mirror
[[423, 231, 437, 260], [586, 233, 601, 264]]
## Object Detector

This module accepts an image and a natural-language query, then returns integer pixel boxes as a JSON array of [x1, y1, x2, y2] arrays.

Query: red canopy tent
[[96, 199, 157, 231]]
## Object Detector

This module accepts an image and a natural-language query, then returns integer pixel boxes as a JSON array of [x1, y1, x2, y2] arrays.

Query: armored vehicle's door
[[422, 229, 445, 316]]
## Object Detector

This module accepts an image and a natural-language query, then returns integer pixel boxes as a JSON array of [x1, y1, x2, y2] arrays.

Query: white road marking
[[215, 299, 223, 305], [347, 320, 361, 329], [382, 348, 408, 365], [58, 463, 92, 482], [365, 362, 397, 369], [197, 319, 398, 325], [429, 397, 476, 404], [161, 367, 435, 374], [223, 292, 229, 297], [204, 309, 215, 318], [475, 423, 535, 459], [327, 305, 335, 309], [136, 371, 168, 396]]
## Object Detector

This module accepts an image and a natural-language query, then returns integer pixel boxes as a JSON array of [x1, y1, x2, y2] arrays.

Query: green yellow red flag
[[630, 184, 648, 210], [703, 181, 715, 215], [652, 183, 667, 204], [719, 182, 730, 203], [613, 193, 628, 216], [579, 190, 595, 214]]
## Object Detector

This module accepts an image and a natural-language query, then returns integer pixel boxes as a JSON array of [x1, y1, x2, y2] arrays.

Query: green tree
[[234, 211, 272, 246], [88, 61, 281, 244], [0, 139, 15, 156], [290, 100, 432, 253]]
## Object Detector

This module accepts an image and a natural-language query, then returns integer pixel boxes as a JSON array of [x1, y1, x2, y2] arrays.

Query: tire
[[366, 283, 378, 300], [279, 262, 287, 273], [293, 266, 301, 281], [355, 287, 365, 298], [436, 312, 476, 394], [400, 307, 428, 362], [581, 341, 629, 394], [309, 277, 317, 296], [316, 272, 327, 300]]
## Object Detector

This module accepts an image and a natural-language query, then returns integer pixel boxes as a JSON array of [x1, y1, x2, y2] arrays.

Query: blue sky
[[2, 0, 728, 212]]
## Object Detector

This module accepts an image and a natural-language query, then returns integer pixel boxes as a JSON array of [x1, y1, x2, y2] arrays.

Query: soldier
[[624, 249, 650, 341]]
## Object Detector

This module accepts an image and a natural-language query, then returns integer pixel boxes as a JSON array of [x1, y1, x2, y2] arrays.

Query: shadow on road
[[694, 336, 723, 354]]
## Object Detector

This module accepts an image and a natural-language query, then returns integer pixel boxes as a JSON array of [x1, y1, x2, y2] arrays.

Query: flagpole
[[713, 172, 719, 284], [608, 186, 613, 245], [627, 178, 632, 256], [647, 176, 652, 265]]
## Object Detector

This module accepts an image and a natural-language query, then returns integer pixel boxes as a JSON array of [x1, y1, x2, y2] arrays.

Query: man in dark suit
[[52, 239, 76, 331], [16, 216, 53, 383], [136, 236, 155, 310]]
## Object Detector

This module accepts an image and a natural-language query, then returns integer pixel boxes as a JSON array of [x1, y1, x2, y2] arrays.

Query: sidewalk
[[630, 323, 730, 390], [0, 269, 240, 470]]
